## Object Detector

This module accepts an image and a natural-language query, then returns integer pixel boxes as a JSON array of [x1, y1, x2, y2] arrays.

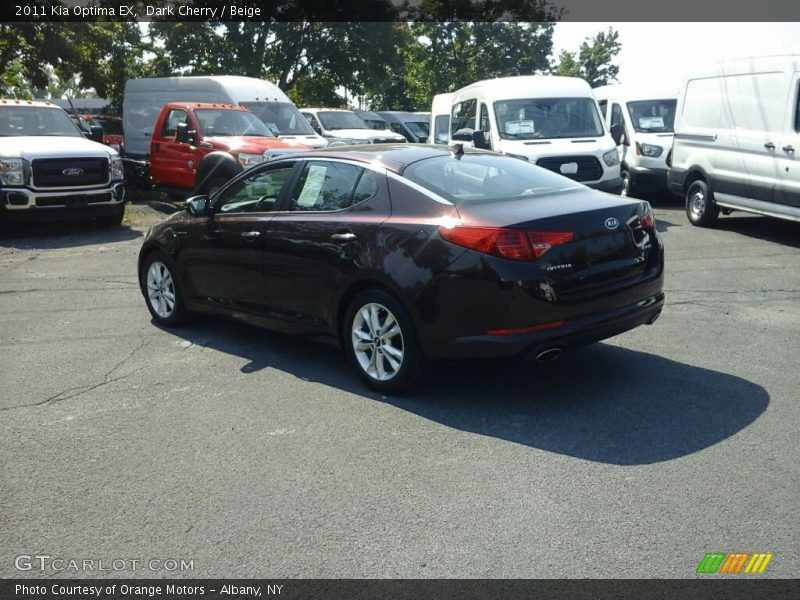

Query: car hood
[[0, 136, 117, 159], [327, 129, 406, 142], [497, 137, 616, 159], [204, 135, 303, 154]]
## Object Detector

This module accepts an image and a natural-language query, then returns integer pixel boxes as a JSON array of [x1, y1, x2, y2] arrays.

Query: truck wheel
[[194, 176, 230, 198], [685, 179, 719, 227]]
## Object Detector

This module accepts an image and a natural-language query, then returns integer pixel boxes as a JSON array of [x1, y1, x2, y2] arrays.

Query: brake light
[[439, 226, 574, 260], [640, 206, 656, 231]]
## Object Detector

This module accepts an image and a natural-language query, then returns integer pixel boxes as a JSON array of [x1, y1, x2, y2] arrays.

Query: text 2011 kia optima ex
[[138, 145, 664, 392]]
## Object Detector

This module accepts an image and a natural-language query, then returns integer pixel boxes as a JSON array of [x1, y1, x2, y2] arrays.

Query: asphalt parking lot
[[0, 193, 798, 579]]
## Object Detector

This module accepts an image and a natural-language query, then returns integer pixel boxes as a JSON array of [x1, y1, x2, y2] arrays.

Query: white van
[[669, 53, 800, 226], [299, 108, 406, 146], [123, 76, 327, 158], [436, 76, 623, 193], [429, 92, 453, 144], [594, 84, 678, 197]]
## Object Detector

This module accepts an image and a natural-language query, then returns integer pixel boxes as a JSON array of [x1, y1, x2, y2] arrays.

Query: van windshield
[[243, 102, 316, 136], [318, 111, 369, 130], [626, 99, 677, 133], [494, 98, 604, 140], [194, 109, 274, 137]]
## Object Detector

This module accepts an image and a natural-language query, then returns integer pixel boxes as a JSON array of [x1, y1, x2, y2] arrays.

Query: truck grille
[[535, 155, 603, 182], [32, 158, 109, 188]]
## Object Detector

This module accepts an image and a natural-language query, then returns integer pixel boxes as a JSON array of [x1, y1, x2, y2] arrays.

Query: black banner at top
[[2, 0, 800, 22]]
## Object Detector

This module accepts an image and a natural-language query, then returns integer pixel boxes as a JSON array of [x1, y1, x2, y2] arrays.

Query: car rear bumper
[[424, 292, 665, 360]]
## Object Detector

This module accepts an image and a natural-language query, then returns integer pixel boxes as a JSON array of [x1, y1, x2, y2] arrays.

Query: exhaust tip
[[535, 347, 563, 363]]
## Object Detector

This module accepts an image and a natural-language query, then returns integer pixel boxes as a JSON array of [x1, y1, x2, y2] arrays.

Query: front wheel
[[141, 251, 188, 326], [343, 289, 427, 394], [685, 179, 719, 227]]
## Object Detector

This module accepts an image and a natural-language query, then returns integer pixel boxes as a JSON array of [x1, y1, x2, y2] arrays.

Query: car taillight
[[439, 226, 574, 261], [640, 205, 656, 231]]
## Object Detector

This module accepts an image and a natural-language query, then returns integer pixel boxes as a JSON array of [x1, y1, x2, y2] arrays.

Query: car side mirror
[[88, 125, 104, 143], [176, 122, 196, 145], [472, 130, 491, 150], [186, 195, 211, 217], [610, 123, 625, 146], [452, 128, 474, 142]]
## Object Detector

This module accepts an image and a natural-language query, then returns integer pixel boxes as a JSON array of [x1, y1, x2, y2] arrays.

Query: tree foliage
[[553, 27, 621, 87]]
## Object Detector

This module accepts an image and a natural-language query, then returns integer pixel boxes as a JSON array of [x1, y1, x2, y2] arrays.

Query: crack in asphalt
[[0, 334, 151, 412]]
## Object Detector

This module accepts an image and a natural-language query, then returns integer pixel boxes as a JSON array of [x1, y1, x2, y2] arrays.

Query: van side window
[[451, 98, 477, 135], [795, 83, 800, 132], [478, 103, 491, 132], [434, 115, 449, 144], [610, 103, 624, 128], [597, 100, 608, 120]]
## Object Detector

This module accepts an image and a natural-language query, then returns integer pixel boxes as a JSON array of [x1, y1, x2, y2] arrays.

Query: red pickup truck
[[148, 102, 306, 196]]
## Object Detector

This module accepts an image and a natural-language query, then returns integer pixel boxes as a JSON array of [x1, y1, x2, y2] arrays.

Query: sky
[[551, 22, 800, 91]]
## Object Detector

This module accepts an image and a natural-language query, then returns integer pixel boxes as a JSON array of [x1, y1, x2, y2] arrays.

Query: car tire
[[620, 169, 632, 197], [99, 203, 125, 227], [685, 179, 719, 227], [195, 177, 228, 198], [141, 251, 188, 326], [343, 289, 427, 394]]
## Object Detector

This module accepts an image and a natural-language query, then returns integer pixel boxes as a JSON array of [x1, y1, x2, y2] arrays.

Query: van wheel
[[343, 289, 427, 394], [620, 169, 632, 197], [685, 180, 719, 227]]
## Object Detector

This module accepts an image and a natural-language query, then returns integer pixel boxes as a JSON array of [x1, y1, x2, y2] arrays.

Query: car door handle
[[783, 145, 795, 154], [331, 232, 357, 241], [764, 142, 775, 150], [241, 231, 261, 239], [171, 229, 187, 237]]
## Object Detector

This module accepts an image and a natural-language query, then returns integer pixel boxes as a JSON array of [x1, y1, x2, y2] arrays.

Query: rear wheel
[[343, 289, 427, 394], [141, 251, 188, 326], [685, 179, 719, 227]]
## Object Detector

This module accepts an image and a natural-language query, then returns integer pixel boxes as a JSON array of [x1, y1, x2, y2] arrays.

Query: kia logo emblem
[[62, 167, 84, 176], [604, 217, 620, 230]]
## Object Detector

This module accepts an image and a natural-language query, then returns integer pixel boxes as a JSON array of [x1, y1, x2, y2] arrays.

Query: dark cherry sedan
[[138, 145, 664, 393]]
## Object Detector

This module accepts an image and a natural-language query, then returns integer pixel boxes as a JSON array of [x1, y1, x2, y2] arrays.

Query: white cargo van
[[123, 76, 327, 158], [669, 53, 800, 226], [594, 84, 678, 197], [429, 92, 453, 144], [437, 76, 623, 193]]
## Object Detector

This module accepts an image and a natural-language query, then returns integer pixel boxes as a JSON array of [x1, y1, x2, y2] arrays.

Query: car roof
[[270, 143, 489, 175]]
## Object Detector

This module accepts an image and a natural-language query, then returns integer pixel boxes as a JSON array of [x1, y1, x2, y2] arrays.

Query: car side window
[[478, 103, 491, 132], [216, 165, 296, 214], [162, 109, 188, 137], [288, 161, 370, 212]]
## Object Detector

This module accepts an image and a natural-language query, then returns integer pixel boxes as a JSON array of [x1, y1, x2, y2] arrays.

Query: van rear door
[[774, 73, 800, 212]]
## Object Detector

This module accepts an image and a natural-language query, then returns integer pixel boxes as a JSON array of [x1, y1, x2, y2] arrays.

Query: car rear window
[[402, 153, 579, 205]]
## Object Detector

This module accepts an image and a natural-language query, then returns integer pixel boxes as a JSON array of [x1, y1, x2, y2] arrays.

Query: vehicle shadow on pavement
[[0, 221, 142, 249], [161, 318, 768, 466], [714, 214, 800, 248]]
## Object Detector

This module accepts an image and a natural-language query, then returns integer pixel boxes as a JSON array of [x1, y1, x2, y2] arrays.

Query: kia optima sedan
[[138, 145, 664, 393]]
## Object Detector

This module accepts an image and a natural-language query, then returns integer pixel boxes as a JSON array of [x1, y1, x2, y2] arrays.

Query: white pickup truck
[[0, 99, 126, 225]]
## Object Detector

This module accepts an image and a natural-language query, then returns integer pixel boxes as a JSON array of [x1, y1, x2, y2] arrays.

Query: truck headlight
[[110, 157, 124, 181], [602, 149, 620, 167], [238, 153, 264, 168], [0, 158, 26, 186], [328, 138, 361, 147], [637, 143, 663, 157]]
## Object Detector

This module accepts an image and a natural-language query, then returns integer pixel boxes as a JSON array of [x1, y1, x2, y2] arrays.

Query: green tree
[[553, 27, 621, 87]]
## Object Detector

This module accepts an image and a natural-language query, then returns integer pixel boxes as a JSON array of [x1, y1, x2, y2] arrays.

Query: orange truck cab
[[149, 102, 307, 196]]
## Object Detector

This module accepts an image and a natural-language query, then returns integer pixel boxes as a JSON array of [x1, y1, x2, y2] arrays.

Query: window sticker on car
[[639, 116, 665, 129], [505, 120, 535, 134], [296, 165, 327, 207]]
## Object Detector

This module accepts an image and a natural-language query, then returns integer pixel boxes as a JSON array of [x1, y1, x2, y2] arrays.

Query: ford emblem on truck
[[62, 167, 85, 176], [604, 217, 620, 230]]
